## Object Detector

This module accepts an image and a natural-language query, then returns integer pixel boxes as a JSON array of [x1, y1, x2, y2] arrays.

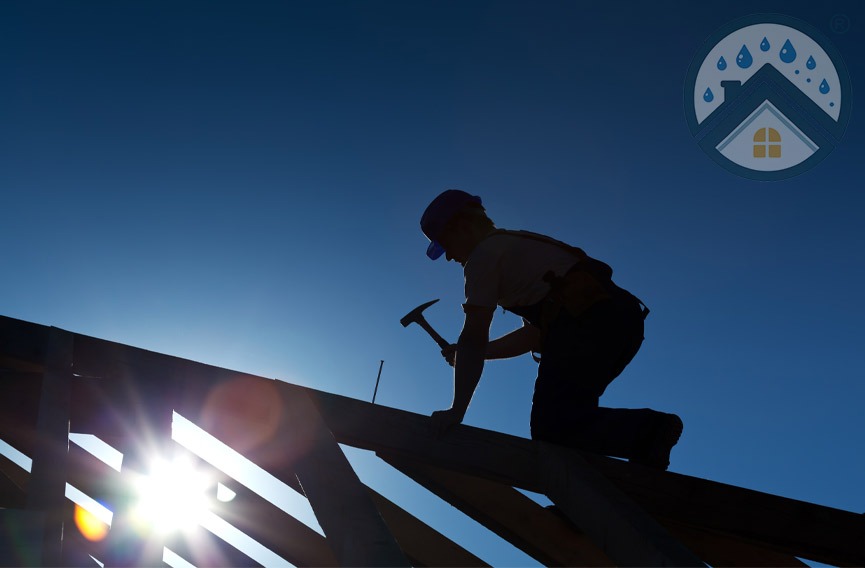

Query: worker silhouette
[[421, 189, 683, 470]]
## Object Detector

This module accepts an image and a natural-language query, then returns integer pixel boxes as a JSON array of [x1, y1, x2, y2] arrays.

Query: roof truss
[[1, 315, 862, 566]]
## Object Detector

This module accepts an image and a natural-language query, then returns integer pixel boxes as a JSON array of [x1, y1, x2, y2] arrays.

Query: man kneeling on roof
[[420, 189, 683, 470]]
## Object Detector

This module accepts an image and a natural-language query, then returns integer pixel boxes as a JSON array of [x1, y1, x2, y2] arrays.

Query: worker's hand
[[440, 344, 457, 367], [430, 407, 465, 436]]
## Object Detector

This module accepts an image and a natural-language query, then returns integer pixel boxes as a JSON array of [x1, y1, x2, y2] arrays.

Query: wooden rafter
[[0, 452, 27, 508], [383, 454, 612, 567], [539, 441, 704, 566], [26, 328, 73, 566], [276, 388, 410, 567], [365, 484, 491, 567], [281, 381, 864, 566], [663, 521, 807, 567], [1, 314, 863, 567]]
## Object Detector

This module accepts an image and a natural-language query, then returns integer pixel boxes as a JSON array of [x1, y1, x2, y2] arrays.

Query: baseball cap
[[420, 189, 482, 260]]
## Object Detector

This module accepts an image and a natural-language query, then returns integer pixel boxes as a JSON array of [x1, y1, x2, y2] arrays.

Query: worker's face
[[438, 222, 473, 266]]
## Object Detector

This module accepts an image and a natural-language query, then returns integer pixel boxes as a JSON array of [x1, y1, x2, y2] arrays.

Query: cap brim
[[426, 241, 445, 260]]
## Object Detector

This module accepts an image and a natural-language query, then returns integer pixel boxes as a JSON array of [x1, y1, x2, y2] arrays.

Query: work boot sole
[[631, 413, 684, 471]]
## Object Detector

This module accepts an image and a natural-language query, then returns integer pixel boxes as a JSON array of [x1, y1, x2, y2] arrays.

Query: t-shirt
[[463, 231, 582, 309]]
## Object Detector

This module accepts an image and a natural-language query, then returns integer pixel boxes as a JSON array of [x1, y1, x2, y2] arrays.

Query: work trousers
[[529, 294, 661, 460]]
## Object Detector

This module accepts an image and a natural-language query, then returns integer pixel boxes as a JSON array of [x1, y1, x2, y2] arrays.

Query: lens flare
[[201, 376, 283, 454], [74, 504, 110, 542]]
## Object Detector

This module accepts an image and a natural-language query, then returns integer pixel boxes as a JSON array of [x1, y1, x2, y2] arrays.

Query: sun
[[131, 455, 212, 534]]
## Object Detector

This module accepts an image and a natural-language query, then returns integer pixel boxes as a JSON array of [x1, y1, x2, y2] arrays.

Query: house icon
[[715, 81, 817, 172], [696, 64, 839, 180], [684, 15, 852, 181]]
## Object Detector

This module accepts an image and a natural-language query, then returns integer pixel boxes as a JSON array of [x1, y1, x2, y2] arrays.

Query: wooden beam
[[3, 316, 860, 566], [0, 355, 44, 374], [588, 458, 865, 567], [63, 426, 486, 568], [278, 388, 410, 567], [259, 465, 486, 568], [1, 442, 112, 566], [59, 511, 108, 567], [0, 371, 42, 457], [379, 458, 806, 568], [286, 382, 539, 488], [26, 327, 74, 566], [664, 521, 808, 567], [280, 382, 864, 567], [0, 315, 50, 368], [539, 441, 704, 566], [67, 436, 338, 568], [69, 362, 176, 441], [64, 430, 813, 568], [65, 441, 123, 502], [0, 475, 25, 509], [271, 457, 488, 567], [365, 484, 491, 567], [69, 429, 477, 568], [0, 455, 27, 508], [181, 373, 411, 567], [163, 521, 260, 567], [383, 453, 612, 567], [210, 479, 337, 567]]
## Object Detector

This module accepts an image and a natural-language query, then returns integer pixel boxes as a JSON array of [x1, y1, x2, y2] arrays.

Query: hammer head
[[400, 299, 440, 327]]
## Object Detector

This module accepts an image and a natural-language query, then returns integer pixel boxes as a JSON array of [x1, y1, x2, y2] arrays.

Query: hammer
[[400, 299, 450, 350]]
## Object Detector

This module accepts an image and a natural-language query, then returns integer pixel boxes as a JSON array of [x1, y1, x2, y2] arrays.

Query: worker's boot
[[629, 413, 684, 471]]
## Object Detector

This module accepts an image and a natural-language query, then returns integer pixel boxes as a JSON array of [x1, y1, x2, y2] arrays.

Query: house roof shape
[[716, 100, 819, 172], [693, 63, 844, 180]]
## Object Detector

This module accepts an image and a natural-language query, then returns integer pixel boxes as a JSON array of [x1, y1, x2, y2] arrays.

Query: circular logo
[[684, 14, 852, 181]]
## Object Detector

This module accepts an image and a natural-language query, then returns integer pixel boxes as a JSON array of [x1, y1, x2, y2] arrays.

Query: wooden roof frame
[[1, 314, 863, 566]]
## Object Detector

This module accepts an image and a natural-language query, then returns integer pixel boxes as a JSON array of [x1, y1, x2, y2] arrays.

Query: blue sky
[[2, 1, 863, 565]]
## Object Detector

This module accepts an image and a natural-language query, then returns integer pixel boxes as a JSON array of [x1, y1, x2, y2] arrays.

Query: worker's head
[[421, 189, 495, 264]]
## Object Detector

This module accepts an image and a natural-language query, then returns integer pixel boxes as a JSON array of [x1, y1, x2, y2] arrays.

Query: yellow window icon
[[753, 128, 781, 158]]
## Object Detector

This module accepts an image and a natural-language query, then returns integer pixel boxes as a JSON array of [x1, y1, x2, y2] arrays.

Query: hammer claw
[[401, 299, 451, 350]]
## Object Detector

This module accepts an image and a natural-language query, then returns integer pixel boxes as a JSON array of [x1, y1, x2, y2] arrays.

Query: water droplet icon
[[760, 37, 770, 51], [819, 79, 830, 94], [703, 88, 714, 103], [717, 56, 727, 71], [736, 45, 753, 69], [780, 39, 797, 63], [806, 56, 816, 70]]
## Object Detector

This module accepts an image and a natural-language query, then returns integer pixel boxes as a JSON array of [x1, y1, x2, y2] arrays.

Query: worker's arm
[[441, 321, 539, 364], [431, 306, 493, 434], [485, 322, 540, 359]]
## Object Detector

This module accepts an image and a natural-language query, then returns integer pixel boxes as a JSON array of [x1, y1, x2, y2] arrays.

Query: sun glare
[[132, 455, 212, 533]]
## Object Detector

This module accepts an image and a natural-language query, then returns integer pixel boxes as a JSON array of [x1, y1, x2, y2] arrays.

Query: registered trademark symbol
[[830, 14, 850, 34]]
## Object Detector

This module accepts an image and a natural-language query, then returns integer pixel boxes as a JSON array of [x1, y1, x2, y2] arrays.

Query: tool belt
[[517, 264, 648, 362], [505, 260, 644, 325], [543, 262, 612, 319], [493, 230, 649, 358]]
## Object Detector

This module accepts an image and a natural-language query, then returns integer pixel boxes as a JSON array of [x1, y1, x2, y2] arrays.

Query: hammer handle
[[417, 318, 451, 350]]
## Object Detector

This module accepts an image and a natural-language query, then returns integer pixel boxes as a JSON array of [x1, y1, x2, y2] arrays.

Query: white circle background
[[694, 23, 841, 124]]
